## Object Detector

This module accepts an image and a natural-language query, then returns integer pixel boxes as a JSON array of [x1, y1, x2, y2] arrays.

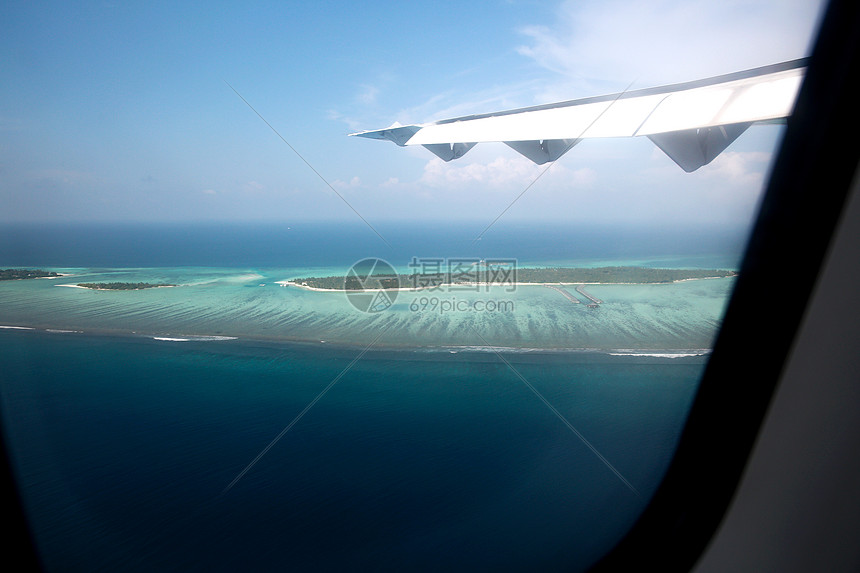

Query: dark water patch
[[1, 330, 702, 571], [0, 221, 746, 269]]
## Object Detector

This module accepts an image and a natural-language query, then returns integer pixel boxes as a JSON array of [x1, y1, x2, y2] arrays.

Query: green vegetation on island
[[77, 282, 176, 290], [1, 269, 60, 280], [290, 267, 737, 291], [511, 266, 737, 284]]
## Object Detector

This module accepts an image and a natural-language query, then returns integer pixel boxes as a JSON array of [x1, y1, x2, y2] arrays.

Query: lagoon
[[0, 221, 745, 570]]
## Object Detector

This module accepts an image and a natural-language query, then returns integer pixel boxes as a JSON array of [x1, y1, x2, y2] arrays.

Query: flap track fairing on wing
[[350, 60, 806, 173]]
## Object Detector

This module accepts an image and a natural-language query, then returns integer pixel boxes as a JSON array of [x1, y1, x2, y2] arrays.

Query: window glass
[[0, 1, 824, 570]]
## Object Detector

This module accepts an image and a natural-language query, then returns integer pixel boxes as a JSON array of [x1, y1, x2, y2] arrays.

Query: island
[[1, 269, 60, 280], [76, 282, 177, 290], [287, 267, 737, 291]]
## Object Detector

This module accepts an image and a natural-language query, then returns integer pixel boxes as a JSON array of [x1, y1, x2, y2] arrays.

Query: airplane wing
[[350, 59, 806, 172]]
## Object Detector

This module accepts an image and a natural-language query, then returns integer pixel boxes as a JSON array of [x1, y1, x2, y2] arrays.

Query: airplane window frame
[[1, 1, 857, 571], [591, 0, 860, 569]]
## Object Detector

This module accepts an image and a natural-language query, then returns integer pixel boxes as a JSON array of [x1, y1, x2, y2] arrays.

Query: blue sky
[[1, 0, 823, 226]]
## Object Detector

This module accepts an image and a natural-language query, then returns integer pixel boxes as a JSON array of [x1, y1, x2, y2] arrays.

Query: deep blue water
[[2, 331, 702, 572], [0, 222, 741, 571], [0, 220, 747, 269]]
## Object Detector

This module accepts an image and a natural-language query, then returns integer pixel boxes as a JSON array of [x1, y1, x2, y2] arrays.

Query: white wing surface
[[350, 60, 806, 172]]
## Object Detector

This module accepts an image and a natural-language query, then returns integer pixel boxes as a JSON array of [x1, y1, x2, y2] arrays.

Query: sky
[[1, 0, 825, 227]]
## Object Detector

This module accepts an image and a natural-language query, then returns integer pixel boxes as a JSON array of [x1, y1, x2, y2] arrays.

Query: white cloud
[[356, 85, 380, 105], [420, 156, 534, 188], [517, 0, 824, 97], [326, 109, 366, 132], [643, 146, 774, 197], [332, 176, 362, 190], [393, 82, 544, 125], [332, 1, 813, 226], [419, 155, 596, 192], [242, 181, 265, 193], [700, 151, 771, 187]]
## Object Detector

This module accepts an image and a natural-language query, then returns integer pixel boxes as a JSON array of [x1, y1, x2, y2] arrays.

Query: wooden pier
[[575, 285, 603, 306], [542, 283, 581, 303], [542, 283, 603, 307]]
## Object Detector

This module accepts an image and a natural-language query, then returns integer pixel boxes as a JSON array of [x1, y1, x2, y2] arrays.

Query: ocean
[[0, 221, 745, 571]]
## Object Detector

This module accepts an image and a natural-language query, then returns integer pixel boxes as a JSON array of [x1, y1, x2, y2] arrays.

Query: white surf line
[[0, 325, 35, 330], [220, 323, 392, 497], [471, 328, 643, 500], [153, 335, 239, 342], [608, 352, 706, 358], [608, 348, 711, 358]]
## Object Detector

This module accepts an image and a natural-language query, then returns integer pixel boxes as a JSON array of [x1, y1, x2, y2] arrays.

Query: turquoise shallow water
[[0, 266, 722, 570], [0, 222, 747, 571], [0, 266, 733, 351]]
